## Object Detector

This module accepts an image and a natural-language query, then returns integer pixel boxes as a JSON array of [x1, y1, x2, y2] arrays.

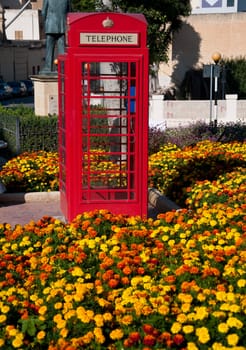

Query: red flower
[[142, 324, 154, 334], [143, 334, 156, 347], [129, 332, 141, 343], [173, 334, 185, 346]]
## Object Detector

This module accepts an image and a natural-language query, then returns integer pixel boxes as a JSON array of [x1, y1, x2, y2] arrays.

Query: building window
[[15, 31, 23, 40], [227, 0, 234, 6]]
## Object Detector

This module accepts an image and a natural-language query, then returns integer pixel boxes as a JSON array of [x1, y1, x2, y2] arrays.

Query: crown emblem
[[102, 16, 114, 28]]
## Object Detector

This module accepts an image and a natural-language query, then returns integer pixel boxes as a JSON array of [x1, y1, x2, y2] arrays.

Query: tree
[[71, 0, 191, 64]]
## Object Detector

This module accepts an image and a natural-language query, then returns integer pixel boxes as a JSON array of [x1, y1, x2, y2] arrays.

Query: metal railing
[[0, 115, 20, 154]]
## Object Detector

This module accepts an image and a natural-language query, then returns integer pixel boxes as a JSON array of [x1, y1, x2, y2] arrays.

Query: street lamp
[[203, 52, 222, 128], [212, 52, 222, 128]]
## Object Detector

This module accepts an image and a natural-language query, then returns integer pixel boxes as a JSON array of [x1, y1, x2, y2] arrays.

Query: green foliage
[[222, 57, 246, 99], [71, 0, 102, 11], [0, 106, 58, 156], [19, 115, 58, 154]]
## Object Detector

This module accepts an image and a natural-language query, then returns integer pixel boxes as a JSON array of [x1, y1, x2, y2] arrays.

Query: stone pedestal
[[31, 75, 58, 116]]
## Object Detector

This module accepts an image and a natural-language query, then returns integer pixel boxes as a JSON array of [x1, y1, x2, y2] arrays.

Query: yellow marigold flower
[[38, 305, 47, 316], [197, 293, 206, 302], [64, 310, 76, 320], [178, 293, 193, 303], [227, 316, 243, 329], [227, 334, 239, 347], [212, 311, 226, 318], [183, 325, 194, 334], [218, 322, 229, 333], [103, 312, 113, 322], [53, 313, 63, 323], [171, 322, 182, 334], [29, 293, 38, 302], [12, 334, 24, 348], [94, 314, 104, 327], [37, 331, 46, 341], [71, 266, 84, 277], [11, 243, 18, 251], [237, 279, 246, 288], [0, 315, 7, 323], [8, 328, 18, 336], [229, 304, 240, 313], [87, 239, 96, 249], [227, 292, 236, 302], [93, 327, 105, 344], [176, 313, 187, 323], [131, 276, 142, 287], [82, 331, 94, 344], [195, 327, 210, 344], [158, 304, 169, 316], [216, 291, 226, 301], [181, 303, 191, 313], [168, 239, 175, 247], [119, 315, 133, 325], [54, 302, 63, 310], [194, 306, 208, 320], [109, 328, 124, 340], [60, 328, 68, 338], [56, 319, 66, 329], [96, 297, 109, 308], [0, 339, 4, 347], [211, 342, 225, 350], [187, 342, 199, 350], [100, 243, 108, 252]]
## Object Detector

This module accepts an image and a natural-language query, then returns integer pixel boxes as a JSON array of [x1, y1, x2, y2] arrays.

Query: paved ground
[[0, 192, 160, 227], [0, 199, 64, 227]]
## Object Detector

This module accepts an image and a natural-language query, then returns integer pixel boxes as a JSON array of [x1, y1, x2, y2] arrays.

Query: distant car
[[20, 79, 34, 95], [0, 82, 13, 100], [7, 81, 27, 97]]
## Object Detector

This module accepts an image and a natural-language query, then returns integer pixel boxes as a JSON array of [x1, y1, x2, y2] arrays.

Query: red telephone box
[[58, 12, 149, 221]]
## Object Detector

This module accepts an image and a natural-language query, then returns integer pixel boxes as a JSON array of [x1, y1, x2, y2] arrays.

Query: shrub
[[148, 121, 246, 154], [0, 105, 57, 156]]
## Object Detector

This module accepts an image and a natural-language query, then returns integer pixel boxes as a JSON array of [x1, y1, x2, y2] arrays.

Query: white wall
[[5, 9, 40, 40], [149, 94, 245, 129]]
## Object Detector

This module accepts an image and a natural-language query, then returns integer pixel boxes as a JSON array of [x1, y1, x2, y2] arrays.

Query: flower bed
[[0, 141, 246, 349]]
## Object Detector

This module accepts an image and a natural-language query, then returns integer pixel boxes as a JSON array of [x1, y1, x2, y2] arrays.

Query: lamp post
[[212, 52, 221, 128], [203, 52, 222, 128]]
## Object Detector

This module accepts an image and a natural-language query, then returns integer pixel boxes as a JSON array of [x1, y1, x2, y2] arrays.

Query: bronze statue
[[40, 0, 71, 74]]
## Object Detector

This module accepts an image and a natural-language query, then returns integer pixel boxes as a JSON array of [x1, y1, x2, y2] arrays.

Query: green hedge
[[0, 106, 58, 157]]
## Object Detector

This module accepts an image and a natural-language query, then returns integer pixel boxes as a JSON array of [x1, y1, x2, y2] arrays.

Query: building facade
[[159, 1, 246, 94], [191, 0, 246, 13]]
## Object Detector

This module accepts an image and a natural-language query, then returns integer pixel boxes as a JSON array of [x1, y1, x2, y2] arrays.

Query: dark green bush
[[0, 105, 57, 157]]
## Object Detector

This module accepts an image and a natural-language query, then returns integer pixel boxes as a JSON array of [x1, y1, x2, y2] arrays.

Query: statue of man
[[40, 0, 71, 74]]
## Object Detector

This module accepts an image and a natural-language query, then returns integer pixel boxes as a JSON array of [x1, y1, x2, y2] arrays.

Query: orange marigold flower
[[122, 266, 132, 275], [164, 275, 176, 284], [121, 276, 130, 285], [108, 279, 119, 288]]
